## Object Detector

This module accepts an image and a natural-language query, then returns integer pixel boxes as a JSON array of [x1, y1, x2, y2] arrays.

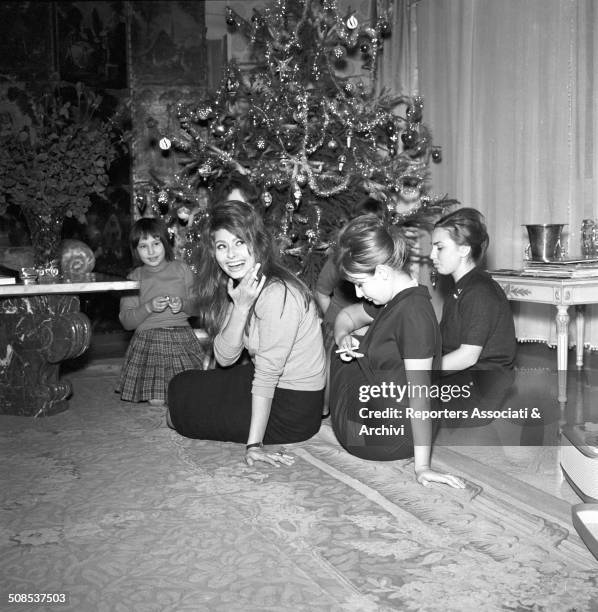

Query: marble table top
[[0, 273, 139, 297]]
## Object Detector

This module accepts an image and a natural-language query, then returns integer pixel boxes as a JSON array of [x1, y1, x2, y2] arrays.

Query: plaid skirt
[[117, 327, 208, 403]]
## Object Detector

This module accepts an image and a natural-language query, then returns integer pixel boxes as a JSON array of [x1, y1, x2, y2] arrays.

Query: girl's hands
[[147, 296, 183, 314], [336, 335, 363, 361], [148, 296, 169, 313], [245, 446, 295, 467], [416, 467, 466, 489], [227, 263, 266, 311], [168, 296, 182, 314]]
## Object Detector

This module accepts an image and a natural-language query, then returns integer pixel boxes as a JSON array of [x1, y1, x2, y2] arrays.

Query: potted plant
[[0, 80, 128, 268]]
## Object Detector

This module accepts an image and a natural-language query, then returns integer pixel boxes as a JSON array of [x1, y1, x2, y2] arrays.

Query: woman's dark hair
[[129, 217, 174, 267], [351, 196, 388, 219], [434, 207, 489, 263], [335, 214, 407, 279], [195, 199, 312, 338]]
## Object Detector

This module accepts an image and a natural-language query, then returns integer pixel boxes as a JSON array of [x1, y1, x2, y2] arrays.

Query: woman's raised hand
[[227, 263, 266, 310]]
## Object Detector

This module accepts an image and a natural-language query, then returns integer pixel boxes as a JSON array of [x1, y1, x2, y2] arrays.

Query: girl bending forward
[[329, 214, 464, 488]]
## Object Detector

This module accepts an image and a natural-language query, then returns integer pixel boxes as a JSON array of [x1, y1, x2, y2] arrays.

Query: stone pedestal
[[0, 294, 91, 417]]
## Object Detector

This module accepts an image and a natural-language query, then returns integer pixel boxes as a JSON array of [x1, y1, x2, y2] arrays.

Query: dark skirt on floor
[[117, 327, 207, 403], [329, 356, 415, 462], [168, 362, 324, 445]]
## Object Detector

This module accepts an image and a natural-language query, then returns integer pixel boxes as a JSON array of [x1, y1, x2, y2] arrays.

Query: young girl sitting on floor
[[329, 214, 465, 488], [116, 217, 207, 406]]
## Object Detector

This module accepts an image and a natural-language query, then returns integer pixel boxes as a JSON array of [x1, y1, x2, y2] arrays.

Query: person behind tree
[[430, 207, 517, 426], [166, 199, 326, 467], [117, 217, 207, 406], [315, 197, 389, 350], [328, 214, 465, 488]]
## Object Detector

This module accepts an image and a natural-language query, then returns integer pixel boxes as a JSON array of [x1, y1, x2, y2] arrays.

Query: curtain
[[414, 0, 598, 349], [376, 0, 419, 96]]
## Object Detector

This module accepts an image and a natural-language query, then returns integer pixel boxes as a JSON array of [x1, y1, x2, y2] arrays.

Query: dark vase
[[22, 208, 64, 269]]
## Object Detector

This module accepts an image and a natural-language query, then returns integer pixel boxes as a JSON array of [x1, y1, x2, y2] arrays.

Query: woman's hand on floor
[[245, 446, 295, 467], [416, 468, 466, 489]]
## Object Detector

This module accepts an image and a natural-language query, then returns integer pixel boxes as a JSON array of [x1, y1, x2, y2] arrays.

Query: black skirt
[[168, 362, 324, 444], [329, 356, 415, 462]]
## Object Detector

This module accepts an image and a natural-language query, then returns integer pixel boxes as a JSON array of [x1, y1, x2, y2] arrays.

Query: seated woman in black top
[[431, 208, 517, 424], [329, 214, 464, 489]]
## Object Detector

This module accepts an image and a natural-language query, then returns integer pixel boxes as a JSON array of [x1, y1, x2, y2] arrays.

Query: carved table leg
[[0, 294, 91, 417], [575, 304, 586, 369], [555, 304, 570, 410]]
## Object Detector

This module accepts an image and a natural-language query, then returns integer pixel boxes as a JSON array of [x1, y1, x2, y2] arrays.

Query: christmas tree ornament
[[338, 154, 346, 171], [285, 201, 295, 211], [198, 162, 212, 177], [157, 197, 170, 215], [196, 106, 212, 121], [332, 45, 346, 61], [344, 82, 355, 95], [378, 19, 391, 36], [261, 191, 273, 206], [226, 77, 239, 93], [159, 137, 172, 150], [360, 42, 370, 55], [406, 97, 424, 123], [256, 137, 266, 150], [296, 173, 307, 186], [346, 14, 358, 30], [177, 206, 191, 223], [213, 124, 226, 136], [401, 129, 417, 148], [431, 146, 442, 163], [327, 139, 338, 150], [226, 7, 236, 27]]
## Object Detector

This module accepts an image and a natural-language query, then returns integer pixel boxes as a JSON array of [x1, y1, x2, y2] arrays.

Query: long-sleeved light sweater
[[213, 281, 326, 399], [119, 260, 195, 331]]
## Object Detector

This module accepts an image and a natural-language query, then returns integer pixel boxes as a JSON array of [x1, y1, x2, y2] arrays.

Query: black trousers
[[168, 362, 324, 444]]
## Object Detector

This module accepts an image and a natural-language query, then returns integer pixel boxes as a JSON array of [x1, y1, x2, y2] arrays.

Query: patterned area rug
[[1, 367, 597, 612]]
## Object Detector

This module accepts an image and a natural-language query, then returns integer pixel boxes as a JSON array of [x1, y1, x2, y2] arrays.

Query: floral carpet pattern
[[1, 367, 597, 612]]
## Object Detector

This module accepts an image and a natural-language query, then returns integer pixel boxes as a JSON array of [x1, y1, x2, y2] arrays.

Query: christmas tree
[[152, 0, 454, 284]]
